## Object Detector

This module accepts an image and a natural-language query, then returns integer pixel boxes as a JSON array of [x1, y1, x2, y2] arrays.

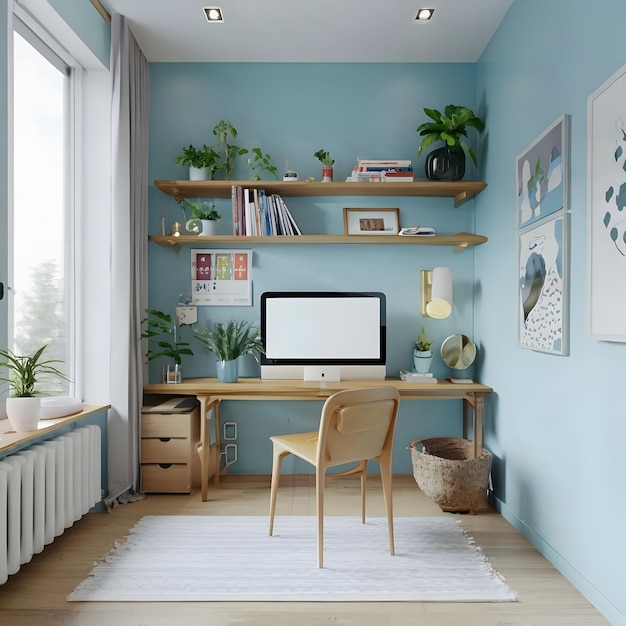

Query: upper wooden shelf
[[154, 179, 487, 207], [149, 232, 488, 247]]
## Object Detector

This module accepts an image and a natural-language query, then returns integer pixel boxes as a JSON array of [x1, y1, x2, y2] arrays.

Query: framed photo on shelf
[[518, 211, 569, 355], [516, 114, 570, 230], [343, 208, 400, 236], [587, 61, 626, 341]]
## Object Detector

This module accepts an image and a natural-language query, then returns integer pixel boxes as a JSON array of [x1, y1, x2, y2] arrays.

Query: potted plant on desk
[[140, 308, 194, 383], [413, 326, 433, 374], [193, 319, 264, 383], [0, 345, 69, 433]]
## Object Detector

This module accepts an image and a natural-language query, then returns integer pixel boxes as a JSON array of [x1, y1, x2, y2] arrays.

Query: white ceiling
[[98, 0, 513, 63]]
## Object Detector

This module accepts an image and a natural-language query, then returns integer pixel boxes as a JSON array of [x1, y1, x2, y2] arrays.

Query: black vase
[[425, 147, 466, 181]]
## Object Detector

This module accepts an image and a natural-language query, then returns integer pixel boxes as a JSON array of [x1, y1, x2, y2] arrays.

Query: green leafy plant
[[0, 345, 69, 397], [248, 148, 279, 181], [140, 308, 194, 365], [416, 104, 485, 166], [186, 199, 221, 220], [213, 120, 249, 180], [314, 149, 335, 167], [193, 319, 265, 362], [415, 326, 433, 353], [174, 144, 221, 174]]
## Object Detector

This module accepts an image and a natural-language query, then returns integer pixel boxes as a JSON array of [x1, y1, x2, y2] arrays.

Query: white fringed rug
[[68, 516, 517, 602]]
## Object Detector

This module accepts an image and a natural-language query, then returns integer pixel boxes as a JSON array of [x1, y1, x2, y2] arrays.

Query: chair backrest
[[316, 387, 400, 469]]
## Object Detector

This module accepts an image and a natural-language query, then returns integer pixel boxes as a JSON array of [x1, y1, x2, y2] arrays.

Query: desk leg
[[474, 393, 484, 456], [198, 395, 218, 502]]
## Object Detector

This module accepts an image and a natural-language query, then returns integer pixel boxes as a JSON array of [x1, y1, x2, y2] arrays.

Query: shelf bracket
[[172, 187, 184, 205], [454, 191, 470, 207]]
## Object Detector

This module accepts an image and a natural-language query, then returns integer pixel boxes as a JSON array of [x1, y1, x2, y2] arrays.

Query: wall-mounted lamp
[[420, 267, 453, 319]]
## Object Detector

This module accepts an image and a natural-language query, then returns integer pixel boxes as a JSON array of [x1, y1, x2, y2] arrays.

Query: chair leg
[[269, 447, 288, 536], [379, 457, 394, 556], [316, 466, 325, 568], [361, 471, 367, 524]]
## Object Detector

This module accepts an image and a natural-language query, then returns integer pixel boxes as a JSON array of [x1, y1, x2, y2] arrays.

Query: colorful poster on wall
[[191, 249, 252, 306]]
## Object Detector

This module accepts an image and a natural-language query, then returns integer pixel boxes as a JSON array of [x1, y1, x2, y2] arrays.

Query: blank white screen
[[264, 297, 381, 360]]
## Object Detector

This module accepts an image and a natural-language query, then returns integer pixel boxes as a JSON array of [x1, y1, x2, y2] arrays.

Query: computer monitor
[[260, 291, 386, 380]]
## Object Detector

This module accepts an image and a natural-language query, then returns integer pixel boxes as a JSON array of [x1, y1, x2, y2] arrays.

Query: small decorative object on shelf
[[417, 104, 485, 181], [247, 148, 279, 180], [314, 149, 335, 182]]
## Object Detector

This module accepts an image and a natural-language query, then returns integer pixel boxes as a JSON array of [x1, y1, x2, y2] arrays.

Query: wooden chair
[[268, 386, 401, 568]]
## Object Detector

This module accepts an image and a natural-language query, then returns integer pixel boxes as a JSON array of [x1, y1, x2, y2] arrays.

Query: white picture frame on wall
[[518, 211, 569, 355], [516, 115, 569, 230], [588, 62, 626, 341]]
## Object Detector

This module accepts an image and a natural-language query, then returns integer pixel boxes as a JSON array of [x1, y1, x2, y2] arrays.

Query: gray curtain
[[107, 14, 149, 503]]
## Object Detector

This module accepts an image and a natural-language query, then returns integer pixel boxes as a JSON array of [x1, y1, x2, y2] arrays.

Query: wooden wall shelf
[[154, 179, 487, 207], [149, 233, 487, 247]]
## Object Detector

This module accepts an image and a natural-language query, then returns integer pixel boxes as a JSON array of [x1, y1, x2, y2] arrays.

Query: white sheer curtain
[[107, 14, 149, 502]]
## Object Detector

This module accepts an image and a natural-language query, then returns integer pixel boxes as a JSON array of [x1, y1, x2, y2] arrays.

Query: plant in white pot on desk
[[413, 326, 434, 374], [0, 345, 69, 433], [184, 199, 221, 236], [193, 319, 265, 383], [140, 308, 194, 383]]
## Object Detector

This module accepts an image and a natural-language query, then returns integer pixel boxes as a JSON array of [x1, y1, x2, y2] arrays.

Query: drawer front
[[141, 437, 190, 463], [141, 410, 196, 438], [141, 463, 191, 493]]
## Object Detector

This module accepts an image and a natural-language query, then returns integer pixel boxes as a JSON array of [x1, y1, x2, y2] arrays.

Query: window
[[11, 19, 75, 394]]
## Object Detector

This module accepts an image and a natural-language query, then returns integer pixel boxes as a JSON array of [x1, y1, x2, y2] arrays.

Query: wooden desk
[[143, 378, 492, 502]]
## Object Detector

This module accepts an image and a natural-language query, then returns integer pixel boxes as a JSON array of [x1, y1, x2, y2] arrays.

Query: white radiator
[[0, 424, 101, 584]]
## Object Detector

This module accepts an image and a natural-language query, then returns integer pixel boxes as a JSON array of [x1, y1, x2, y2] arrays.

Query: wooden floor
[[0, 475, 610, 626]]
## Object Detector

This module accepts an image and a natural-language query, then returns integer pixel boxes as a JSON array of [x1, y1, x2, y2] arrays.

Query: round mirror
[[440, 334, 477, 370]]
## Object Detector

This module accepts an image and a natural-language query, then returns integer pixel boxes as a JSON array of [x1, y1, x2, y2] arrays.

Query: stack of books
[[350, 159, 414, 183], [231, 186, 302, 237]]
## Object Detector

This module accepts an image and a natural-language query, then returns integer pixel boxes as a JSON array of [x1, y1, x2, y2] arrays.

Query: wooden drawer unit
[[140, 406, 200, 493]]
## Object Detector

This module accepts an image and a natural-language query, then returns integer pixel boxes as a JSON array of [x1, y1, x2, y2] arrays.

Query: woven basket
[[409, 437, 492, 514]]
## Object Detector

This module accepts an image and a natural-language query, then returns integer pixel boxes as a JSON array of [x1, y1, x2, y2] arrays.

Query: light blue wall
[[148, 62, 483, 476], [476, 2, 626, 624]]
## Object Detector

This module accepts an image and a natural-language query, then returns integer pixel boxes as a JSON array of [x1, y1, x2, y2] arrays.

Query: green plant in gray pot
[[193, 319, 265, 383]]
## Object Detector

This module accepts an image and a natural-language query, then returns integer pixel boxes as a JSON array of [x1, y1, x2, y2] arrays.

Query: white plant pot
[[6, 397, 42, 433], [189, 166, 211, 181]]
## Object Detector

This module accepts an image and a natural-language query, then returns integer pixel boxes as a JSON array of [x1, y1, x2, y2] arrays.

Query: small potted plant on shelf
[[314, 149, 335, 182], [416, 104, 485, 181], [0, 345, 69, 433], [248, 148, 279, 181], [184, 199, 221, 236], [213, 120, 249, 180], [174, 143, 221, 181], [413, 325, 433, 374], [140, 308, 194, 383], [193, 319, 265, 383]]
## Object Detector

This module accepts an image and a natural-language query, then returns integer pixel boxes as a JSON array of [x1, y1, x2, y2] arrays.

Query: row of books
[[231, 186, 302, 237]]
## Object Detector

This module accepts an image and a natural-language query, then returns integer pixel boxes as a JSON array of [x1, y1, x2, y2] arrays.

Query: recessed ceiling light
[[203, 7, 224, 23], [415, 8, 434, 21]]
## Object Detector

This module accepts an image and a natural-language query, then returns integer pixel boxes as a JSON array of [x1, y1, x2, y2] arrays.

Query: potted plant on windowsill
[[140, 308, 194, 383], [314, 149, 335, 182], [413, 326, 433, 374], [417, 104, 485, 181], [193, 319, 265, 383], [0, 345, 69, 433], [175, 143, 220, 181], [184, 199, 221, 236]]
